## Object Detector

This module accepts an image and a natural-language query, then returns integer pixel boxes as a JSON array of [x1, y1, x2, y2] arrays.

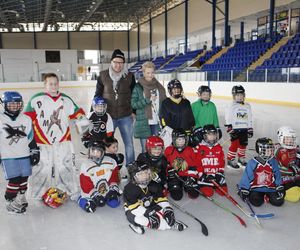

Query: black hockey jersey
[[88, 112, 114, 141]]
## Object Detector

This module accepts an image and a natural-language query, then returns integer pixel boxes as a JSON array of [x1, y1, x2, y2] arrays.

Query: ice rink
[[0, 84, 299, 250]]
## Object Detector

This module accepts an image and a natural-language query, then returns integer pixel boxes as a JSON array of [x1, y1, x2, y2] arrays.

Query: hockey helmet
[[277, 126, 297, 149], [128, 160, 151, 186], [2, 91, 23, 117], [146, 136, 164, 159], [167, 79, 183, 99], [255, 137, 275, 160], [232, 85, 245, 96], [88, 141, 105, 164], [197, 85, 212, 102], [42, 187, 67, 208], [202, 124, 218, 146], [92, 96, 107, 116], [172, 129, 188, 152]]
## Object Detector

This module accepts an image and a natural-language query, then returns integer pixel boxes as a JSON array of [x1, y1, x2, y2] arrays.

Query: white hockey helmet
[[277, 126, 297, 149]]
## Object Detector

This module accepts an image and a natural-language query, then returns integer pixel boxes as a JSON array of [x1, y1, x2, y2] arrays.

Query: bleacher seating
[[199, 46, 222, 65], [159, 49, 202, 72]]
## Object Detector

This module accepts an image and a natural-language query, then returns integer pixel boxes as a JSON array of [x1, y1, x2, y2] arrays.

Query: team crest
[[3, 123, 27, 145]]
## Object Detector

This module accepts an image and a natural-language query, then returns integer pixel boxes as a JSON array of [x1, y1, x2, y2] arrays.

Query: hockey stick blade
[[250, 213, 275, 219], [169, 200, 208, 236]]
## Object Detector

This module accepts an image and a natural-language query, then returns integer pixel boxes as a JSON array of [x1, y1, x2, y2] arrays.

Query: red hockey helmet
[[146, 136, 164, 159]]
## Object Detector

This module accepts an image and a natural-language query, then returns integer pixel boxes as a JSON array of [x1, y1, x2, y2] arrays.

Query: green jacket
[[191, 100, 220, 128], [131, 83, 152, 138]]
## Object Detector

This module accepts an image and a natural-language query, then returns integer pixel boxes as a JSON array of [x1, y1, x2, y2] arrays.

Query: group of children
[[0, 74, 299, 235]]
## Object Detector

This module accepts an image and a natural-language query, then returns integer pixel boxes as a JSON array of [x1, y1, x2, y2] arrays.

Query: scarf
[[109, 65, 128, 91], [138, 77, 167, 119]]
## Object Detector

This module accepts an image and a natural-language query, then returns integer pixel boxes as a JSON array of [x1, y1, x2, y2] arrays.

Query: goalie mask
[[92, 96, 107, 116], [202, 124, 218, 146], [128, 161, 151, 186], [88, 141, 105, 164], [146, 136, 164, 160], [2, 91, 23, 117], [255, 137, 275, 160], [172, 129, 188, 152], [277, 126, 297, 149], [167, 79, 183, 99]]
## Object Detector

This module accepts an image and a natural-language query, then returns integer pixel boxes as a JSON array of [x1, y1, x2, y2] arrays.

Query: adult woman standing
[[131, 61, 167, 153]]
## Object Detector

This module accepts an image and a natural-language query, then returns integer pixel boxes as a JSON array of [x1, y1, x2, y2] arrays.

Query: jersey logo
[[3, 123, 27, 145], [251, 163, 275, 188], [201, 157, 219, 166], [172, 157, 188, 171], [47, 105, 63, 134], [236, 112, 248, 119], [93, 121, 107, 133]]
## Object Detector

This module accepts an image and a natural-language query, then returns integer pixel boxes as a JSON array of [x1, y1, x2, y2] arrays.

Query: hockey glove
[[30, 147, 40, 166], [217, 127, 223, 140], [152, 172, 161, 183], [289, 162, 299, 176], [116, 153, 124, 169], [215, 172, 226, 186], [106, 185, 120, 201], [276, 185, 286, 200], [163, 206, 175, 227], [81, 133, 91, 148], [85, 199, 97, 213], [247, 128, 254, 138], [91, 191, 106, 207], [184, 176, 198, 188], [226, 124, 233, 134], [144, 208, 160, 229], [238, 188, 250, 201], [167, 168, 178, 180]]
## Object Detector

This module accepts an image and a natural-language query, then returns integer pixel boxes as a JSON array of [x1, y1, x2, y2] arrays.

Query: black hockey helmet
[[197, 85, 211, 95], [167, 79, 183, 98], [255, 137, 275, 160], [88, 141, 105, 164], [202, 124, 218, 146], [128, 160, 151, 186], [172, 128, 189, 152], [232, 85, 245, 96]]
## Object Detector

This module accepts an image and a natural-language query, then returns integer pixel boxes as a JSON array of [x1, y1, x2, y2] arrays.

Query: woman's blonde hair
[[142, 61, 155, 72]]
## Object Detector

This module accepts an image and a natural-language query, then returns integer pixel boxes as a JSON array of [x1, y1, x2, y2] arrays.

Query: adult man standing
[[94, 49, 135, 165]]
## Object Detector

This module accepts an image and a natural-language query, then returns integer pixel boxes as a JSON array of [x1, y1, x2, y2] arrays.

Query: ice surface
[[0, 86, 299, 250]]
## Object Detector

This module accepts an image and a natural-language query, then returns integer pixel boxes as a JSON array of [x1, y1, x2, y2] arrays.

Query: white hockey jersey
[[24, 92, 85, 145], [225, 102, 253, 129], [0, 113, 33, 159], [79, 155, 119, 198]]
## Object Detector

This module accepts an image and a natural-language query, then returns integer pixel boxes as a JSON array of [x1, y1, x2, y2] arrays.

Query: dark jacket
[[94, 69, 135, 119]]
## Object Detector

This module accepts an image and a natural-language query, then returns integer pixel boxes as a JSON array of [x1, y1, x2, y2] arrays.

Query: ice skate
[[237, 157, 247, 168], [172, 220, 188, 231], [15, 193, 28, 208], [6, 199, 26, 214], [129, 223, 145, 234], [227, 159, 239, 170]]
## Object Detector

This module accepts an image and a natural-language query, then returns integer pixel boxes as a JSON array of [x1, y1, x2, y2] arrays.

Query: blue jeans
[[113, 115, 135, 165], [140, 138, 147, 153]]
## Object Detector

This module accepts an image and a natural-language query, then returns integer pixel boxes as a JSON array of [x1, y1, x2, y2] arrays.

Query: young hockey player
[[194, 124, 227, 197], [103, 136, 124, 170], [137, 136, 167, 188], [0, 91, 40, 213], [191, 85, 222, 144], [78, 141, 120, 212], [24, 73, 87, 199], [160, 79, 195, 146], [81, 96, 114, 148], [238, 137, 285, 207], [123, 160, 187, 234], [225, 85, 253, 169], [275, 126, 300, 202], [164, 129, 200, 201]]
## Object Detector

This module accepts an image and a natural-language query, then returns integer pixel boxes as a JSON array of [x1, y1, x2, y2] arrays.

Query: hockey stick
[[168, 199, 208, 236], [245, 198, 261, 227], [175, 174, 247, 227], [211, 180, 261, 228]]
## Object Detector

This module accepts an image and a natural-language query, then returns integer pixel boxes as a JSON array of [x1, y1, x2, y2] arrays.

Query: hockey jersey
[[88, 112, 113, 141], [160, 98, 195, 131], [275, 147, 300, 183], [225, 101, 252, 130], [164, 146, 201, 177], [239, 157, 282, 193], [79, 155, 119, 198], [0, 113, 33, 159], [195, 142, 225, 175], [24, 92, 85, 145]]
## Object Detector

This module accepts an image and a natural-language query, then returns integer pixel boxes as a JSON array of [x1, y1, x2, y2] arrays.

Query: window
[[45, 51, 61, 63]]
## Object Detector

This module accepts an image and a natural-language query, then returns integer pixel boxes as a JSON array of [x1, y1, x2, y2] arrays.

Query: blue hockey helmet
[[92, 96, 107, 116], [2, 91, 23, 116]]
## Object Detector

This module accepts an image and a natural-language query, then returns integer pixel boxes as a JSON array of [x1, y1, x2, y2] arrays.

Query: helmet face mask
[[172, 129, 188, 151], [277, 126, 297, 149], [203, 125, 218, 146], [92, 97, 107, 116], [197, 86, 211, 102], [2, 91, 23, 117], [167, 79, 183, 99], [256, 138, 275, 160], [134, 168, 151, 186], [88, 142, 105, 164]]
